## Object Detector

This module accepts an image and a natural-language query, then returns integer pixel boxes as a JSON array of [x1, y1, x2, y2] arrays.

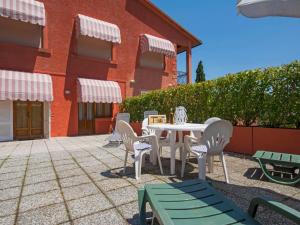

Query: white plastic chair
[[106, 113, 130, 144], [116, 120, 163, 180], [204, 117, 221, 125], [181, 120, 233, 183]]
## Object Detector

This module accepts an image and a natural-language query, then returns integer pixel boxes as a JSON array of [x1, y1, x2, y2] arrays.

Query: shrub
[[121, 61, 300, 128]]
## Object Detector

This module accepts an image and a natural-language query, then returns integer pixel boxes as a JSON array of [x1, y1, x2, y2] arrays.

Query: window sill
[[0, 42, 52, 56], [72, 53, 117, 66]]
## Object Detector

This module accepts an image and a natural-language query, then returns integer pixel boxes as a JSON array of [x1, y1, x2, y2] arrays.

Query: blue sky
[[151, 0, 300, 81]]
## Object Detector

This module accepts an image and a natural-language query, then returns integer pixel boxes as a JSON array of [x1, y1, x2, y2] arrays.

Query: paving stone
[[26, 166, 54, 176], [126, 174, 157, 186], [22, 180, 59, 196], [73, 208, 127, 225], [56, 168, 85, 179], [0, 186, 21, 201], [0, 165, 26, 174], [0, 214, 15, 225], [106, 185, 137, 206], [81, 164, 109, 174], [59, 175, 91, 188], [52, 159, 75, 166], [134, 179, 164, 189], [88, 171, 112, 181], [0, 177, 23, 189], [24, 173, 56, 185], [19, 190, 63, 212], [0, 198, 18, 216], [62, 183, 99, 201], [27, 162, 52, 169], [96, 178, 131, 191], [67, 193, 112, 219], [101, 157, 124, 168], [55, 163, 79, 172], [0, 171, 25, 181], [17, 203, 68, 225]]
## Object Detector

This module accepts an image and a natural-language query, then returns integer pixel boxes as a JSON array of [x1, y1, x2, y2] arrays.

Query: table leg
[[178, 131, 183, 161], [170, 131, 177, 175], [150, 130, 162, 166]]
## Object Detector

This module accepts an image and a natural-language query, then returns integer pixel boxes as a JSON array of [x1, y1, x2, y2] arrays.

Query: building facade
[[0, 0, 200, 141]]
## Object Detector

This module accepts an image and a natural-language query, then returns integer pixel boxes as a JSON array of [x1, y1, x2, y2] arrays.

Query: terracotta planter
[[225, 126, 254, 155], [130, 122, 142, 136], [253, 127, 300, 155]]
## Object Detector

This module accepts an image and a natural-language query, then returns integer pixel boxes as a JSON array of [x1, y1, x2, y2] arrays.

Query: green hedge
[[121, 61, 300, 128]]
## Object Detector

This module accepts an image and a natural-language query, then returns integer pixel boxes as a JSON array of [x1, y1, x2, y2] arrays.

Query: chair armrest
[[248, 196, 300, 224]]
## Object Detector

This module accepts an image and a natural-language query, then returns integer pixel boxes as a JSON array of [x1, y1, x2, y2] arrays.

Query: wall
[[0, 0, 192, 137]]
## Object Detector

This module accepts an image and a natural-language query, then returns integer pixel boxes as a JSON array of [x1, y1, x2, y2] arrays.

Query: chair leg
[[207, 155, 214, 173], [197, 154, 207, 180], [181, 150, 187, 178], [220, 153, 229, 183], [138, 188, 147, 225], [156, 150, 164, 175], [135, 152, 142, 180], [123, 150, 128, 174]]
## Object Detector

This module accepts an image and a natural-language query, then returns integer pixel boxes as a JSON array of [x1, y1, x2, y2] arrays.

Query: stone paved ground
[[0, 135, 299, 225]]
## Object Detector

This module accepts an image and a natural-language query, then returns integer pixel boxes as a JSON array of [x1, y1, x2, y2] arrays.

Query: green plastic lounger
[[138, 179, 300, 225], [253, 150, 300, 185]]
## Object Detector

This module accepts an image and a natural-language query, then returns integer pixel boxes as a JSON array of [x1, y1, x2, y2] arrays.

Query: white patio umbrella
[[237, 0, 300, 18]]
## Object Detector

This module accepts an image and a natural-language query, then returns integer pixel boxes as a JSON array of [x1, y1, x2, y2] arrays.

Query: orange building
[[0, 0, 201, 141]]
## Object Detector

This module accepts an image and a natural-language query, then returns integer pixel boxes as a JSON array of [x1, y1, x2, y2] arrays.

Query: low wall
[[129, 123, 300, 155]]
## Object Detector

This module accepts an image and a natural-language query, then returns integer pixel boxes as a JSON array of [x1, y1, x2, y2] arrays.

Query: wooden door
[[78, 103, 94, 135], [14, 101, 44, 140]]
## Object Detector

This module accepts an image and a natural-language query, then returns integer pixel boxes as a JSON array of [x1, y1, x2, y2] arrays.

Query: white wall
[[0, 101, 13, 141]]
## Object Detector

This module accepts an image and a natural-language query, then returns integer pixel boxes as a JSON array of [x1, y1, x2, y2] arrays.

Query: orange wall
[[0, 0, 192, 137]]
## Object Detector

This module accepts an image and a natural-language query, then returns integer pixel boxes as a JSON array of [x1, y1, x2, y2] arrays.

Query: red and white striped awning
[[76, 14, 121, 44], [140, 34, 176, 57], [0, 0, 46, 26], [77, 78, 122, 103], [0, 70, 53, 102]]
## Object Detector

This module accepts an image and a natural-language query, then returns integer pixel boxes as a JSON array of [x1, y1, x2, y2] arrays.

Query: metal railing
[[176, 71, 187, 85]]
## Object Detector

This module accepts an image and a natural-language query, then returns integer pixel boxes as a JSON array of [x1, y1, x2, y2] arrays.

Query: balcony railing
[[176, 71, 187, 85]]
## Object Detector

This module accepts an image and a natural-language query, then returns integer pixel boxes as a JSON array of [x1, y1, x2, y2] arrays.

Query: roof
[[138, 0, 202, 53]]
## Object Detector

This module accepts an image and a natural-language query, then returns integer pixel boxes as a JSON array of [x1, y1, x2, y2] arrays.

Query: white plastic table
[[147, 123, 208, 175]]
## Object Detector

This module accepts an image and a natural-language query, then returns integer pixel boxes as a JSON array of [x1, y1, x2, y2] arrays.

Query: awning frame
[[0, 0, 46, 26], [0, 70, 53, 102], [140, 34, 176, 57], [76, 14, 121, 44], [77, 78, 122, 104]]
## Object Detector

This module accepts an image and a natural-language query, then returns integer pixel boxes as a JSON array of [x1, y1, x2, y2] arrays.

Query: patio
[[0, 135, 299, 225]]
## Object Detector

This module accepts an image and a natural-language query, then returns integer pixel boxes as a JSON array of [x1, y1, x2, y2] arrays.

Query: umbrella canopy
[[237, 0, 300, 18]]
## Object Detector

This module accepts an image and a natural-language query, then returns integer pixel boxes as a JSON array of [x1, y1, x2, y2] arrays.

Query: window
[[95, 103, 112, 118], [0, 17, 42, 48], [140, 51, 165, 69], [77, 36, 112, 60]]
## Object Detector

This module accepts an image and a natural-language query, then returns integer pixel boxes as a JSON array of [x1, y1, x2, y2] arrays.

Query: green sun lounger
[[138, 179, 300, 225], [253, 150, 300, 185]]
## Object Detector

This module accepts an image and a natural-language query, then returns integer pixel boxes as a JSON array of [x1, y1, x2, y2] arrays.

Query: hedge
[[120, 61, 300, 128]]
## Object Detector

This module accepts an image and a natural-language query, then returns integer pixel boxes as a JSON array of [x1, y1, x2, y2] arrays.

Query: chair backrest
[[204, 117, 221, 125], [116, 113, 130, 123], [144, 110, 158, 119], [116, 120, 136, 152], [201, 120, 233, 155], [142, 118, 148, 130], [174, 106, 187, 124]]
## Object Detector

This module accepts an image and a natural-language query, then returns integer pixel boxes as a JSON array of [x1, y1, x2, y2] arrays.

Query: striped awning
[[140, 34, 176, 57], [0, 70, 53, 102], [77, 78, 122, 103], [0, 0, 46, 26], [76, 14, 121, 44]]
